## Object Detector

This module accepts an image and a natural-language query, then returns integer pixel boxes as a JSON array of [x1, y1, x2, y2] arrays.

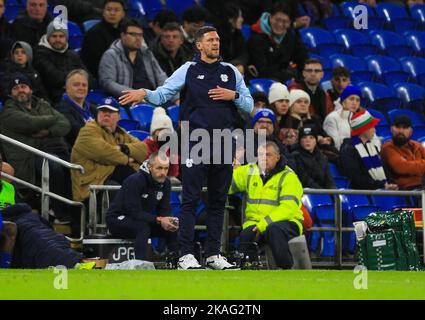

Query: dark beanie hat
[[8, 73, 32, 93], [299, 124, 318, 140]]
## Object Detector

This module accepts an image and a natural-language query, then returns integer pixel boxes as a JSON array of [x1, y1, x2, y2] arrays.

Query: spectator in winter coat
[[0, 41, 48, 102], [106, 152, 179, 262], [56, 69, 97, 148], [381, 115, 425, 190], [151, 22, 193, 77], [248, 2, 308, 84], [98, 19, 167, 98], [340, 110, 398, 190], [11, 0, 52, 48], [33, 21, 89, 104], [181, 5, 208, 57], [291, 125, 335, 189], [80, 0, 126, 78], [71, 97, 147, 202], [288, 58, 334, 123], [143, 107, 179, 181]]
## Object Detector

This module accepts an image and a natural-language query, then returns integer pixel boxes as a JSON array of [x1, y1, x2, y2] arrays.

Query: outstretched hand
[[119, 89, 147, 106], [208, 86, 236, 101]]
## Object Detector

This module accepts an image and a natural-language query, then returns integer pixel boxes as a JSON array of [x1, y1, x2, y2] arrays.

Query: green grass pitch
[[1, 269, 425, 300]]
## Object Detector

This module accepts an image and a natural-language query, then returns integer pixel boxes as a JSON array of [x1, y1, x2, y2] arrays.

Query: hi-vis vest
[[229, 164, 304, 235], [0, 180, 15, 209]]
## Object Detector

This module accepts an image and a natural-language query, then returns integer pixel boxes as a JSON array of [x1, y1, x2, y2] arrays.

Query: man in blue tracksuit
[[120, 26, 253, 270]]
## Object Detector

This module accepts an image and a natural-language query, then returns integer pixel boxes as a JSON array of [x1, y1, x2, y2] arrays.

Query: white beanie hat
[[268, 82, 289, 105], [289, 89, 311, 107], [150, 107, 174, 134]]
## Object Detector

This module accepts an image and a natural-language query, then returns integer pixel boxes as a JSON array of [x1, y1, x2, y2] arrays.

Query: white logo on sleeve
[[220, 74, 228, 82], [197, 75, 205, 80], [118, 215, 125, 221], [142, 194, 149, 198]]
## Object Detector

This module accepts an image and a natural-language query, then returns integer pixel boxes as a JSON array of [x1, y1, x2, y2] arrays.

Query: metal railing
[[88, 184, 425, 268], [0, 134, 86, 240], [303, 188, 425, 268], [88, 184, 236, 254]]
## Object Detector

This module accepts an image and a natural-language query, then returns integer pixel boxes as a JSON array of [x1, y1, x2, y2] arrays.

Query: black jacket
[[55, 97, 97, 148], [216, 24, 249, 65], [0, 60, 49, 102], [340, 138, 390, 190], [291, 146, 335, 189], [11, 12, 52, 48], [80, 19, 121, 77], [33, 42, 88, 104], [151, 41, 193, 77], [248, 26, 308, 83], [106, 162, 171, 226], [0, 16, 13, 60]]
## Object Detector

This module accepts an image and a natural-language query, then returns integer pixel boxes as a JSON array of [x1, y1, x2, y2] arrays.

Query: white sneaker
[[177, 254, 204, 270], [205, 254, 240, 270]]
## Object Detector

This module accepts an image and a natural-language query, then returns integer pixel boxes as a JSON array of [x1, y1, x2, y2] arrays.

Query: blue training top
[[145, 55, 253, 131]]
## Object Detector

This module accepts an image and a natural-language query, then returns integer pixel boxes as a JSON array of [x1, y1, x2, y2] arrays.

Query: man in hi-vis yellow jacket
[[229, 141, 304, 269]]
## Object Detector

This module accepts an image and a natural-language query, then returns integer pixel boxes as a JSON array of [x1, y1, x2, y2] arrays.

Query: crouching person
[[229, 141, 304, 269], [106, 152, 179, 262]]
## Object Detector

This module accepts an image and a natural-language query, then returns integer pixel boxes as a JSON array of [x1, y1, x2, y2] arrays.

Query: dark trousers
[[107, 215, 179, 261], [179, 161, 233, 257], [240, 221, 299, 269]]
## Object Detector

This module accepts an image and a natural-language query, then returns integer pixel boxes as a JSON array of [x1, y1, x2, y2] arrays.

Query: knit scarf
[[351, 135, 387, 184], [62, 93, 94, 123]]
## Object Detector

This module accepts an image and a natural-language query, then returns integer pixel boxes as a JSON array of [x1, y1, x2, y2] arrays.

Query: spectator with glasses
[[99, 19, 167, 98], [289, 58, 333, 124]]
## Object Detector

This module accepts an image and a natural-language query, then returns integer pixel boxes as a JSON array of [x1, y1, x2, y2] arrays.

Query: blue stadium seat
[[167, 105, 180, 128], [118, 119, 140, 131], [302, 194, 334, 256], [333, 29, 378, 57], [0, 101, 3, 113], [410, 4, 425, 25], [412, 126, 425, 140], [329, 54, 375, 84], [381, 135, 392, 144], [358, 82, 402, 110], [369, 30, 414, 58], [404, 31, 425, 57], [400, 56, 425, 86], [328, 162, 340, 177], [323, 16, 351, 30], [392, 82, 425, 112], [4, 5, 23, 20], [166, 0, 196, 19], [340, 1, 385, 30], [368, 108, 389, 125], [375, 125, 391, 139], [300, 28, 343, 56], [135, 0, 162, 20], [248, 78, 276, 95], [119, 107, 130, 120], [68, 21, 83, 49], [388, 109, 425, 127], [83, 19, 100, 32], [131, 104, 155, 131], [333, 176, 350, 189], [365, 55, 411, 87], [128, 130, 150, 141], [371, 194, 411, 211], [86, 90, 108, 104], [376, 2, 419, 32], [241, 24, 251, 41]]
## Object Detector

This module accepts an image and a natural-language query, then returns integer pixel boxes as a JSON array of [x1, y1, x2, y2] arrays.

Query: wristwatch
[[234, 92, 240, 100]]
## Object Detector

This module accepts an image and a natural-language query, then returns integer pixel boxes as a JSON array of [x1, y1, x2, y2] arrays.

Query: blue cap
[[97, 97, 120, 112], [251, 108, 276, 126], [340, 85, 362, 103]]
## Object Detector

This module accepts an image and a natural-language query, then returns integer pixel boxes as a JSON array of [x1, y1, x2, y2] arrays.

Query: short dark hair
[[304, 58, 323, 68], [182, 5, 208, 23], [270, 2, 292, 18], [162, 22, 182, 33], [194, 26, 217, 43], [103, 0, 126, 10], [120, 18, 143, 34], [153, 10, 179, 28], [332, 66, 351, 79]]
